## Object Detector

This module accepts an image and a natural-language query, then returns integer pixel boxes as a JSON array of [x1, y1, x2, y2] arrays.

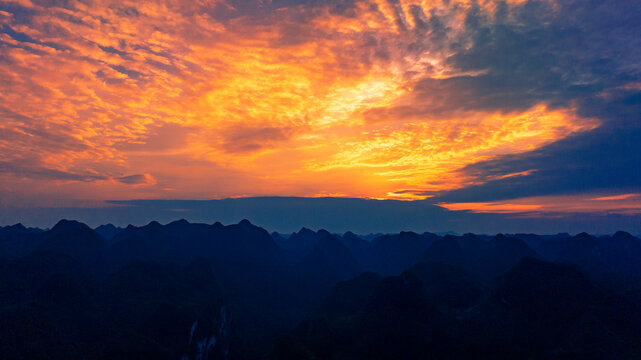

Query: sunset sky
[[1, 0, 640, 232]]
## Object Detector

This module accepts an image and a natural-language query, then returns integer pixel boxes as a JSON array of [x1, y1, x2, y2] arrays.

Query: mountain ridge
[[1, 218, 640, 359]]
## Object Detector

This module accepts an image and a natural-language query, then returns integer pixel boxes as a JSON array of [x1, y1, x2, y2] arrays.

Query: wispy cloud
[[439, 193, 641, 215]]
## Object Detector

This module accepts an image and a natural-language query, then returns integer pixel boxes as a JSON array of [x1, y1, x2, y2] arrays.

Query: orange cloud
[[591, 194, 640, 201], [439, 193, 641, 215], [0, 0, 598, 204]]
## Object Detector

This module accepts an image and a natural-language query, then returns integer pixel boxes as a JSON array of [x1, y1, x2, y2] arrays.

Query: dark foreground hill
[[0, 253, 229, 359], [275, 258, 641, 359], [1, 219, 640, 359]]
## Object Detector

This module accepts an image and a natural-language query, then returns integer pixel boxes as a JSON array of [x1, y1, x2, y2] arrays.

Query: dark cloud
[[1, 24, 69, 51], [0, 160, 107, 182], [98, 44, 128, 57], [0, 2, 38, 24], [145, 59, 181, 75], [364, 0, 641, 122], [409, 5, 428, 33], [372, 0, 641, 202], [327, 0, 360, 17], [221, 126, 294, 153], [1, 23, 38, 43], [117, 174, 154, 185], [3, 197, 641, 235], [387, 0, 408, 31], [94, 69, 126, 85], [0, 39, 48, 57], [436, 90, 641, 203], [30, 0, 74, 9], [108, 64, 145, 80]]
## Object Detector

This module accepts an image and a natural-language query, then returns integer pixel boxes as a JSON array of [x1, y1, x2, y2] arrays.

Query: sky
[[0, 0, 640, 232]]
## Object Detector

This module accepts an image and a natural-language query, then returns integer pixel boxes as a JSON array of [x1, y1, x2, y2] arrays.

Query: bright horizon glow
[[439, 193, 641, 215]]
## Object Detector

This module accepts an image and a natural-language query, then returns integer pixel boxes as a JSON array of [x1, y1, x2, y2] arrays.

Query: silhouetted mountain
[[366, 231, 439, 275], [109, 219, 295, 357], [279, 229, 438, 276], [102, 259, 229, 359], [0, 220, 107, 270], [94, 223, 123, 241], [358, 232, 387, 241], [270, 231, 288, 244], [281, 271, 452, 360], [422, 233, 539, 281], [0, 253, 229, 360], [538, 231, 641, 277], [110, 218, 282, 271], [313, 272, 383, 318], [0, 252, 100, 359], [36, 219, 107, 272], [338, 231, 371, 265], [0, 223, 43, 259], [510, 232, 572, 248], [275, 257, 641, 359], [296, 235, 362, 285], [278, 228, 447, 277], [2, 219, 641, 359], [291, 234, 364, 312], [408, 261, 483, 311], [0, 223, 44, 234], [460, 257, 641, 358], [277, 227, 325, 263]]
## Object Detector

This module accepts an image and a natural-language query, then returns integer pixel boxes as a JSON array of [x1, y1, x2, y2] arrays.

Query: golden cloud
[[0, 0, 597, 204]]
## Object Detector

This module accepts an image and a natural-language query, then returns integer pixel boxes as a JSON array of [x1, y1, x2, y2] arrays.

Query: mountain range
[[1, 219, 641, 359]]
